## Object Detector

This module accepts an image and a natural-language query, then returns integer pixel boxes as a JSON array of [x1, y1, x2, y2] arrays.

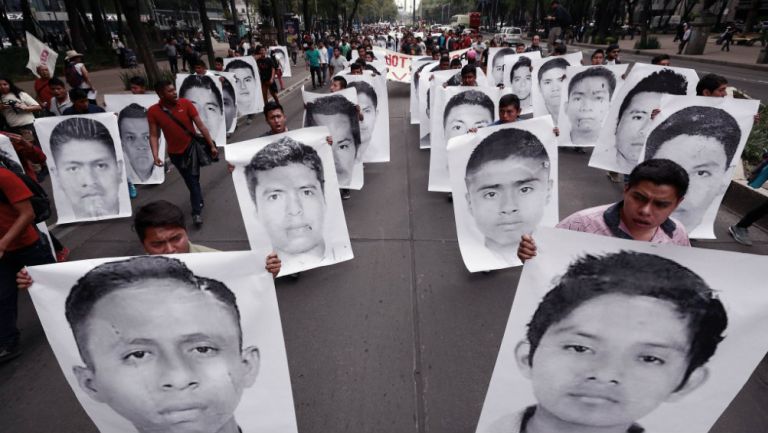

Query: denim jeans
[[0, 239, 55, 346], [170, 153, 204, 215], [320, 64, 328, 84], [310, 66, 322, 87]]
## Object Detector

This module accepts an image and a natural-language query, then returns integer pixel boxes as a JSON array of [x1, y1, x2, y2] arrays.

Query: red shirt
[[34, 78, 52, 108], [147, 98, 198, 155], [0, 168, 39, 251]]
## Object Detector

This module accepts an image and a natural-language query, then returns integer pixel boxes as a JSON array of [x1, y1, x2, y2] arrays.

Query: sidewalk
[[572, 33, 768, 71]]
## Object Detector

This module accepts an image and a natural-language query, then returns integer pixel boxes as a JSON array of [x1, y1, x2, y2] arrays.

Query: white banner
[[25, 31, 58, 78]]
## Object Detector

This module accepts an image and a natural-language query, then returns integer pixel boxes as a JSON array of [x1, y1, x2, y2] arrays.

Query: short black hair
[[153, 79, 173, 94], [499, 93, 521, 111], [552, 44, 567, 55], [192, 59, 207, 69], [627, 158, 690, 198], [48, 77, 65, 88], [332, 76, 348, 89], [133, 200, 186, 241], [465, 128, 549, 181], [606, 43, 620, 52], [510, 56, 532, 82], [117, 103, 148, 131], [244, 136, 325, 204], [50, 117, 115, 161], [567, 66, 617, 99], [645, 106, 741, 167], [443, 90, 495, 128], [591, 48, 604, 59], [515, 42, 526, 48], [492, 48, 517, 66], [537, 57, 570, 82], [651, 54, 670, 65], [305, 94, 362, 152], [225, 59, 255, 78], [179, 74, 223, 114], [348, 80, 377, 108], [617, 69, 688, 126], [128, 76, 146, 87], [263, 101, 284, 118], [65, 256, 242, 367], [68, 88, 87, 102], [696, 73, 728, 96], [215, 56, 224, 64], [460, 64, 476, 78], [350, 63, 363, 72], [526, 251, 727, 389]]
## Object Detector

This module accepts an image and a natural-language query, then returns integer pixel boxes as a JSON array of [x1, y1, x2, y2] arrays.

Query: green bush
[[119, 69, 176, 91], [742, 104, 768, 168], [634, 36, 661, 49]]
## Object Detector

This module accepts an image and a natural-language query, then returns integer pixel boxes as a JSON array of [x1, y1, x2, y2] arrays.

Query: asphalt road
[[1, 59, 767, 433]]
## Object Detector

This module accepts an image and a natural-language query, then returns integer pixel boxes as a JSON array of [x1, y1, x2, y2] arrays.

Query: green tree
[[119, 0, 161, 82]]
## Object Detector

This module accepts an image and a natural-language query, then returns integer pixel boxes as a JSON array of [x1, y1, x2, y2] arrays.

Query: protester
[[651, 53, 671, 66], [305, 42, 322, 89], [147, 81, 218, 226], [64, 51, 96, 103], [163, 38, 179, 74], [525, 35, 543, 53], [318, 41, 329, 87], [590, 49, 605, 65], [604, 44, 621, 64], [255, 46, 280, 105], [62, 89, 105, 115], [0, 77, 43, 136], [46, 78, 71, 116], [329, 46, 349, 77], [271, 48, 285, 91], [33, 65, 53, 112]]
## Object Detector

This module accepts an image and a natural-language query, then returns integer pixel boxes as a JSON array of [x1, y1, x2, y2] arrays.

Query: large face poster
[[486, 48, 542, 87], [226, 127, 354, 276], [420, 69, 463, 150], [428, 85, 500, 192], [224, 56, 265, 116], [447, 117, 559, 272], [34, 113, 131, 224], [269, 46, 292, 78], [530, 51, 584, 125], [175, 73, 228, 146], [343, 74, 390, 163], [409, 57, 435, 124], [27, 252, 299, 433], [104, 94, 166, 185], [501, 52, 542, 114], [211, 71, 239, 135], [557, 64, 629, 147], [589, 64, 699, 173], [476, 227, 768, 433], [302, 87, 364, 190], [640, 95, 759, 239]]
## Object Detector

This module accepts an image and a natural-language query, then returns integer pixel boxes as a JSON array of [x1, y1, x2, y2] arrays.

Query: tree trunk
[[638, 0, 652, 46], [229, 0, 239, 33], [20, 0, 38, 39], [662, 0, 683, 29], [88, 0, 110, 46], [744, 0, 761, 33], [269, 0, 285, 45], [113, 0, 137, 49], [62, 0, 87, 52], [346, 0, 361, 31], [195, 0, 216, 66], [303, 0, 311, 32], [119, 0, 161, 82], [713, 0, 730, 32], [683, 0, 719, 55]]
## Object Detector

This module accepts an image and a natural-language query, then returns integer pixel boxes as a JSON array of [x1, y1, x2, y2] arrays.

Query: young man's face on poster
[[119, 117, 153, 181], [54, 139, 122, 218], [565, 76, 612, 143], [615, 91, 659, 167], [313, 112, 356, 185]]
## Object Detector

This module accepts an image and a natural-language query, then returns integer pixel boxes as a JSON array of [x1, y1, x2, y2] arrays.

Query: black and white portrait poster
[[640, 94, 759, 239], [343, 73, 390, 163], [487, 48, 541, 88], [409, 57, 434, 124], [34, 113, 131, 224], [418, 67, 454, 149], [302, 87, 364, 189], [589, 64, 699, 173], [224, 56, 265, 116], [27, 251, 299, 433], [530, 51, 585, 125], [429, 85, 500, 192], [211, 71, 239, 135], [226, 127, 354, 276], [268, 46, 291, 78], [476, 227, 768, 433], [447, 117, 559, 272], [104, 94, 166, 185], [501, 52, 543, 114], [556, 64, 629, 147], [175, 73, 229, 146]]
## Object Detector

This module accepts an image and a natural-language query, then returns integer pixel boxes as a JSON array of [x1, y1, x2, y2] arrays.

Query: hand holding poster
[[448, 117, 559, 272], [27, 252, 299, 433], [226, 127, 354, 276], [639, 94, 759, 239], [25, 31, 58, 78], [476, 227, 768, 433]]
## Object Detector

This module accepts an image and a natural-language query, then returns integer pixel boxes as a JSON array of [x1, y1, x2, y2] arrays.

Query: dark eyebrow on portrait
[[260, 186, 285, 196], [640, 341, 688, 353], [179, 332, 225, 344], [692, 161, 722, 170]]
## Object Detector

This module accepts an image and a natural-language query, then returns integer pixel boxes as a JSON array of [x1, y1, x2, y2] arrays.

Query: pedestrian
[[590, 48, 605, 65], [62, 89, 105, 115], [33, 65, 53, 113], [47, 77, 72, 116], [147, 80, 218, 226], [318, 41, 329, 87], [329, 46, 349, 78], [63, 51, 97, 104], [163, 37, 178, 74], [305, 42, 322, 90], [545, 0, 572, 52], [604, 44, 621, 64], [0, 76, 42, 139], [525, 35, 543, 53], [0, 159, 56, 362], [678, 23, 691, 54], [720, 26, 734, 52], [256, 46, 280, 104]]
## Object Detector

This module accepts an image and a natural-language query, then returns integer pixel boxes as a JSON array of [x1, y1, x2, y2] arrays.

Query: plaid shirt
[[557, 202, 690, 246]]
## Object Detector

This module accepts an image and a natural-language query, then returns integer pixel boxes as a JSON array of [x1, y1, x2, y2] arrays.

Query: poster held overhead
[[343, 73, 390, 163], [211, 71, 239, 134], [269, 46, 292, 78], [224, 56, 265, 116], [530, 51, 584, 124]]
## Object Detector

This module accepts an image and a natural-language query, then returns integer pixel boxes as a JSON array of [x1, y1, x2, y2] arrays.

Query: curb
[[571, 42, 768, 72]]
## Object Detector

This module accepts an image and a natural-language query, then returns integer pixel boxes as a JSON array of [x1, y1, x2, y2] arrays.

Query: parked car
[[495, 26, 523, 44]]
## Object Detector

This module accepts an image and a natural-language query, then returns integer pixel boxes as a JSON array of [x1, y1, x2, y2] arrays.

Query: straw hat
[[65, 50, 84, 60]]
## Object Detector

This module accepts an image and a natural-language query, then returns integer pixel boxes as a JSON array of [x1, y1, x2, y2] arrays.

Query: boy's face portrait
[[119, 117, 153, 181], [651, 134, 728, 230], [565, 76, 612, 143], [539, 67, 565, 117], [184, 87, 223, 142], [445, 104, 493, 141], [54, 139, 123, 219], [512, 67, 532, 100], [615, 91, 659, 167], [72, 279, 259, 433], [223, 90, 236, 131], [466, 156, 551, 249], [356, 92, 377, 158], [491, 55, 505, 85], [516, 293, 706, 430], [313, 112, 356, 184], [253, 163, 326, 256], [230, 67, 256, 108]]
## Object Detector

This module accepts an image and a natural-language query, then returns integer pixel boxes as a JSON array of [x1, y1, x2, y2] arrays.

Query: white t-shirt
[[74, 63, 97, 100], [0, 92, 38, 127], [319, 47, 329, 64]]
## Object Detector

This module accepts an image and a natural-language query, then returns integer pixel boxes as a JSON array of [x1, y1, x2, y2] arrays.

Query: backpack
[[0, 165, 52, 224], [65, 62, 84, 88]]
